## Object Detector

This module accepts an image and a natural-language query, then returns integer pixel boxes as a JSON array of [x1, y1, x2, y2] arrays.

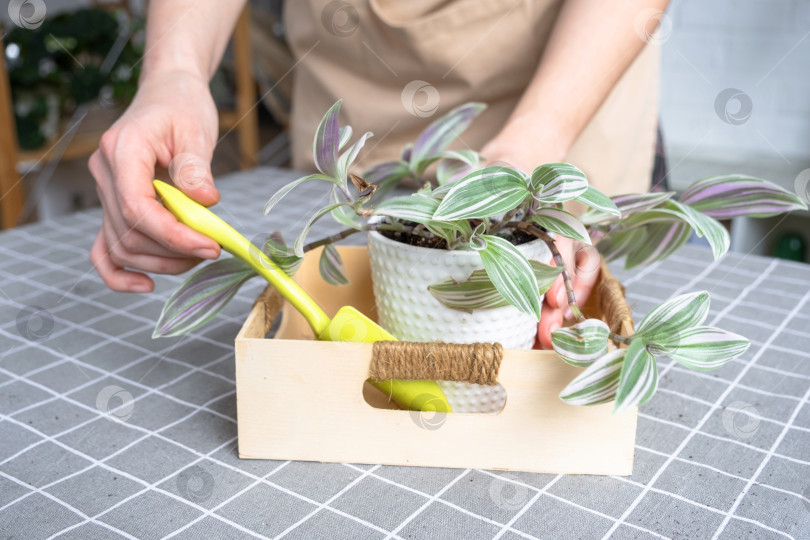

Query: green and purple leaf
[[339, 126, 352, 150], [528, 208, 592, 244], [436, 149, 481, 186], [410, 102, 486, 174], [260, 233, 303, 276], [634, 290, 710, 342], [293, 202, 351, 256], [153, 258, 256, 338], [264, 173, 334, 215], [364, 160, 412, 201], [433, 166, 529, 221], [472, 235, 542, 320], [582, 191, 674, 224], [667, 200, 730, 259], [575, 185, 621, 221], [653, 326, 750, 371], [596, 228, 648, 262], [551, 319, 610, 367], [319, 244, 350, 286], [679, 175, 808, 219], [428, 260, 562, 312], [530, 163, 589, 203], [624, 221, 692, 269], [337, 131, 373, 184], [313, 100, 342, 179], [373, 193, 440, 224], [559, 349, 626, 406], [614, 339, 658, 413]]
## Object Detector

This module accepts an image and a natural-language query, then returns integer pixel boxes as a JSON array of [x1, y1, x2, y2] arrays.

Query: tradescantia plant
[[154, 101, 807, 414]]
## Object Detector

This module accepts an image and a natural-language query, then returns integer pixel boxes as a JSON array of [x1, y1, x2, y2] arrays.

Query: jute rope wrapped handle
[[369, 341, 503, 385]]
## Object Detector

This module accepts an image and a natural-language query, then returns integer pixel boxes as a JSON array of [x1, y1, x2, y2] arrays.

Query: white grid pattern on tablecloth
[[0, 168, 808, 540]]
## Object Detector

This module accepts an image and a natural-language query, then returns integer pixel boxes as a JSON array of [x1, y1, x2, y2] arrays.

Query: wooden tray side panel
[[235, 246, 637, 475]]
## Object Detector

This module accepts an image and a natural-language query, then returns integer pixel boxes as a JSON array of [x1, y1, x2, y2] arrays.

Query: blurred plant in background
[[4, 8, 144, 149]]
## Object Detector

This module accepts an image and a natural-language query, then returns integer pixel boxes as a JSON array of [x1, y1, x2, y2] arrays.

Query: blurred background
[[1, 0, 808, 262]]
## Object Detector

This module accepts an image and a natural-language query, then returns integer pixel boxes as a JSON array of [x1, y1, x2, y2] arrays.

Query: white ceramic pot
[[367, 231, 551, 413]]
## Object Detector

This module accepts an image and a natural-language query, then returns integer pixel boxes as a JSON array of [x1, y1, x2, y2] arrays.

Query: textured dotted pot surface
[[367, 231, 551, 413]]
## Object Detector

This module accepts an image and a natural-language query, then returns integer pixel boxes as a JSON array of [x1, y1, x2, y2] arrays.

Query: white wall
[[660, 0, 810, 160]]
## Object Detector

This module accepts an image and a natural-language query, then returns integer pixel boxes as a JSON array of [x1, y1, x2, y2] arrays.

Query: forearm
[[497, 0, 669, 159], [140, 0, 247, 81]]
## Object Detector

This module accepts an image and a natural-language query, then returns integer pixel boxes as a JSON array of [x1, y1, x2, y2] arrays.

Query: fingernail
[[550, 323, 560, 334], [194, 248, 218, 259], [557, 289, 566, 306], [131, 283, 151, 293], [564, 308, 573, 321]]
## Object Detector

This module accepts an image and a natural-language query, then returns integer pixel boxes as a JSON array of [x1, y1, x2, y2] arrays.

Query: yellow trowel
[[153, 180, 451, 413]]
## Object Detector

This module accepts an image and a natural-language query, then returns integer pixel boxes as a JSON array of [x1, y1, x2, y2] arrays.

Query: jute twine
[[369, 341, 503, 385], [598, 275, 633, 335], [254, 286, 285, 335]]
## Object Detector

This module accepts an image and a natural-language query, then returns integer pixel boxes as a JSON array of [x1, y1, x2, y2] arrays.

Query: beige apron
[[284, 0, 659, 196]]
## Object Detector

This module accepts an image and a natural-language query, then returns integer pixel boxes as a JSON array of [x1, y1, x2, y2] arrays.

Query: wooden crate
[[235, 246, 637, 475]]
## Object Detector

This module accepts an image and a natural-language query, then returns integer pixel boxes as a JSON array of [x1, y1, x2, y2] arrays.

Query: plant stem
[[301, 228, 362, 252], [300, 221, 436, 254], [517, 222, 586, 322], [609, 332, 633, 346]]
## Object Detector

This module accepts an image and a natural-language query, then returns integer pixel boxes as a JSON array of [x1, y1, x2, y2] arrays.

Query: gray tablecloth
[[1, 168, 809, 540]]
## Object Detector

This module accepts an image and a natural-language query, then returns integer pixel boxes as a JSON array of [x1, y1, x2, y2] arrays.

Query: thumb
[[169, 150, 219, 207]]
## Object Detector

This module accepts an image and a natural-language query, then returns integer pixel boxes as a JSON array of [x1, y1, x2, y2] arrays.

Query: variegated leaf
[[338, 126, 352, 150], [614, 201, 729, 261], [559, 349, 626, 406], [472, 235, 542, 320], [612, 191, 675, 214], [582, 191, 674, 224], [433, 166, 529, 221], [260, 233, 303, 276], [679, 175, 808, 218], [264, 173, 334, 215], [596, 228, 648, 262], [634, 291, 710, 342], [430, 183, 453, 200], [668, 200, 730, 259], [319, 244, 350, 286], [313, 100, 342, 179], [364, 160, 413, 201], [153, 258, 256, 338], [293, 202, 351, 257], [575, 185, 621, 222], [551, 319, 611, 367], [528, 208, 591, 244], [624, 221, 692, 270], [428, 260, 563, 312], [410, 102, 486, 173], [373, 193, 440, 224], [530, 163, 589, 203], [654, 326, 750, 371], [336, 131, 373, 185], [436, 149, 481, 186], [614, 339, 658, 414]]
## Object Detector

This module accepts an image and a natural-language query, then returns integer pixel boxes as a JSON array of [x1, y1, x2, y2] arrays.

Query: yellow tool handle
[[153, 180, 331, 335]]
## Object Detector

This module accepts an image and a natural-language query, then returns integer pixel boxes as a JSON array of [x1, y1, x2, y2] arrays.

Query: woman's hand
[[537, 236, 601, 349], [89, 70, 222, 293]]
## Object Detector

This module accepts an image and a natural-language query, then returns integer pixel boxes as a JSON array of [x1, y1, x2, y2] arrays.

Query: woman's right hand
[[89, 70, 222, 293]]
